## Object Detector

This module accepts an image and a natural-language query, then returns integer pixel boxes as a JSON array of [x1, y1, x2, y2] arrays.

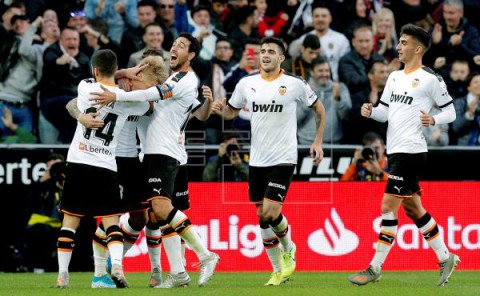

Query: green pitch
[[0, 271, 479, 296]]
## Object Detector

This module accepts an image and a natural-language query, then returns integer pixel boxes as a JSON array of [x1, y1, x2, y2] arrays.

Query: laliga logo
[[308, 208, 359, 256]]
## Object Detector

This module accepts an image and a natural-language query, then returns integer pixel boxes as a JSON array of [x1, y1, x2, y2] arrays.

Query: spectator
[[202, 133, 249, 181], [84, 0, 139, 44], [288, 4, 350, 82], [345, 60, 389, 144], [372, 7, 400, 72], [423, 106, 449, 146], [39, 26, 90, 144], [210, 0, 228, 32], [223, 39, 261, 136], [451, 72, 480, 146], [66, 10, 91, 56], [25, 156, 65, 272], [120, 0, 157, 66], [0, 106, 36, 143], [193, 38, 235, 144], [0, 16, 58, 136], [441, 59, 469, 99], [155, 0, 191, 51], [282, 34, 320, 82], [334, 0, 372, 40], [127, 23, 169, 70], [190, 5, 226, 60], [388, 0, 434, 34], [0, 5, 22, 68], [220, 0, 249, 34], [426, 0, 480, 71], [256, 0, 289, 38], [82, 18, 124, 66], [230, 6, 261, 62], [298, 57, 351, 145], [341, 131, 389, 181], [339, 24, 384, 95]]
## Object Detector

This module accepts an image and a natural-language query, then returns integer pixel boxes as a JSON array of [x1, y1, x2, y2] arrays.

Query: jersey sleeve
[[191, 98, 203, 113], [378, 73, 394, 107], [430, 76, 453, 109], [116, 86, 161, 102], [77, 79, 95, 111], [228, 78, 247, 110], [299, 79, 318, 108]]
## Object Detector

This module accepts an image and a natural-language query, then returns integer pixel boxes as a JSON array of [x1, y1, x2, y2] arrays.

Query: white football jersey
[[67, 79, 149, 171], [116, 114, 141, 158], [229, 70, 317, 166], [379, 67, 453, 154], [130, 71, 200, 162]]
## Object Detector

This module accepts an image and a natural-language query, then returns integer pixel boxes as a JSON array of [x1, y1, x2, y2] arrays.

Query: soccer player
[[348, 24, 459, 287], [68, 55, 214, 288], [90, 32, 220, 287], [56, 49, 150, 288], [212, 36, 326, 285]]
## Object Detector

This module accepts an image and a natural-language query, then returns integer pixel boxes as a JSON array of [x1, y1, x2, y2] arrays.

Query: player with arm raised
[[90, 33, 219, 287], [55, 49, 150, 289]]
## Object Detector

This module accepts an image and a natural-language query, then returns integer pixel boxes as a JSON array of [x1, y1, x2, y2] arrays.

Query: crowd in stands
[[1, 0, 480, 146]]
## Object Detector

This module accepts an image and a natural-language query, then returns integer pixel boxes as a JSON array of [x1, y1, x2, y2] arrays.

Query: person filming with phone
[[202, 133, 249, 181], [341, 132, 389, 181]]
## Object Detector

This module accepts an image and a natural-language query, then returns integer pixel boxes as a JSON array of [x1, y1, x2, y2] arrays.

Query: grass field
[[0, 271, 479, 296]]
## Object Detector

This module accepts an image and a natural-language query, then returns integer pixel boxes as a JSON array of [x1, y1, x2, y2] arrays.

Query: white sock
[[57, 227, 76, 273], [93, 227, 108, 277], [163, 232, 185, 274], [121, 221, 141, 256], [260, 224, 281, 272], [269, 214, 293, 252], [416, 213, 449, 261], [370, 212, 398, 270], [167, 209, 210, 261], [106, 226, 124, 266], [145, 226, 162, 271]]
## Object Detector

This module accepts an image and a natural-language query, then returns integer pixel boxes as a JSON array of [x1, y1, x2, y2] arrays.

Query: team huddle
[[56, 25, 460, 289]]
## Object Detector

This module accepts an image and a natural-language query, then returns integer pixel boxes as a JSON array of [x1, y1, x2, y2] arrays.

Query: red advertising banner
[[124, 181, 480, 272]]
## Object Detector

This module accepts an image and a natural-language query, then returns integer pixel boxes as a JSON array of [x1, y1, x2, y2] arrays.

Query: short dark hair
[[466, 71, 480, 87], [310, 56, 329, 70], [141, 48, 163, 59], [89, 18, 109, 36], [245, 37, 260, 46], [362, 132, 384, 146], [177, 32, 200, 62], [302, 34, 320, 50], [260, 37, 286, 56], [236, 6, 255, 25], [137, 0, 157, 10], [143, 22, 162, 33], [400, 24, 431, 52], [47, 152, 65, 162], [92, 49, 118, 77], [367, 59, 387, 74], [190, 5, 210, 19]]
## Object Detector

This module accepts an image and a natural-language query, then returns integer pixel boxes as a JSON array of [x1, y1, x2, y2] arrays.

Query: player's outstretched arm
[[194, 85, 214, 121], [66, 98, 104, 129], [311, 100, 325, 164], [114, 63, 147, 81]]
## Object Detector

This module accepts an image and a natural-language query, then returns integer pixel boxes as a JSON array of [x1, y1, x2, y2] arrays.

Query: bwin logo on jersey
[[252, 101, 283, 112], [390, 92, 413, 105]]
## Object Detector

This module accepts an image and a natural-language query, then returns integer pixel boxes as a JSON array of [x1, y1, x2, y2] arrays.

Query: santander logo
[[308, 208, 359, 256]]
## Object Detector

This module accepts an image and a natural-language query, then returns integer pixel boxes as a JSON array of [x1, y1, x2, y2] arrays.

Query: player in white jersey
[[56, 49, 150, 289], [348, 24, 459, 287], [91, 33, 220, 287], [213, 37, 326, 286]]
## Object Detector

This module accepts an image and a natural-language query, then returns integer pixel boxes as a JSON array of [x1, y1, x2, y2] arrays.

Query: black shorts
[[385, 153, 426, 198], [249, 164, 295, 204], [117, 156, 149, 213], [143, 154, 179, 201], [172, 165, 190, 211], [61, 162, 123, 217]]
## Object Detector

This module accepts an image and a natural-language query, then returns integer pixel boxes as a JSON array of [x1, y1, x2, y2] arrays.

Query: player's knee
[[151, 200, 172, 220], [128, 215, 148, 230], [259, 212, 277, 222]]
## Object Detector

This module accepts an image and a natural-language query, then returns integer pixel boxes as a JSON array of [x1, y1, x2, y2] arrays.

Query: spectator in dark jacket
[[39, 27, 89, 144], [338, 24, 384, 95]]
